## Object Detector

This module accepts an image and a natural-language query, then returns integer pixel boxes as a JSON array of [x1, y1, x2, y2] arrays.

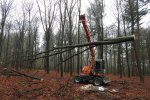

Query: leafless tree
[[115, 0, 122, 78], [36, 0, 56, 73], [58, 0, 67, 77], [66, 0, 77, 76], [13, 2, 27, 69], [88, 0, 104, 59], [0, 0, 13, 58], [77, 0, 81, 74], [146, 30, 150, 69]]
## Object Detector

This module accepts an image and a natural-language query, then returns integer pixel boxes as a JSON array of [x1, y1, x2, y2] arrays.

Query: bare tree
[[121, 1, 131, 77], [77, 0, 81, 74], [146, 30, 150, 69], [88, 0, 104, 59], [66, 0, 77, 76], [58, 0, 67, 77], [115, 0, 122, 78], [0, 0, 13, 58], [134, 0, 144, 82], [36, 0, 56, 73], [13, 3, 27, 69], [4, 22, 12, 66], [123, 0, 149, 82], [25, 1, 34, 69]]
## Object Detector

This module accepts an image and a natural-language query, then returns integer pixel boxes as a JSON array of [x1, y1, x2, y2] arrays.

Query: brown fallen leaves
[[0, 69, 150, 100]]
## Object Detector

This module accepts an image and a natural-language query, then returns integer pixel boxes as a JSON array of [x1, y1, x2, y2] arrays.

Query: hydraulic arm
[[79, 15, 95, 67], [74, 15, 110, 86]]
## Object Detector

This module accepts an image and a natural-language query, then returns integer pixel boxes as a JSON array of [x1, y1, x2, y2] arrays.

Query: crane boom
[[79, 15, 95, 67]]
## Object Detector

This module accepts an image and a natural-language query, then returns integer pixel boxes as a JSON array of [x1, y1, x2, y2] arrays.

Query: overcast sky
[[81, 0, 116, 26], [13, 0, 150, 28], [12, 0, 149, 47], [81, 0, 150, 28]]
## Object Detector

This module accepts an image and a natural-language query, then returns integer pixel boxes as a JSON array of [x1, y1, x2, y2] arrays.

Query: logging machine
[[74, 15, 110, 86]]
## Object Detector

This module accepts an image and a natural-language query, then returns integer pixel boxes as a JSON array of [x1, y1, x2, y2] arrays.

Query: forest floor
[[0, 69, 150, 100]]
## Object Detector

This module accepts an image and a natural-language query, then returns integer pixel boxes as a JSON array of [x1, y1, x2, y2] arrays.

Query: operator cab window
[[94, 60, 104, 69]]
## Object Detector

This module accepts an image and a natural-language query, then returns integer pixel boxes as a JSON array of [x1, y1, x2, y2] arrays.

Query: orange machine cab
[[82, 66, 92, 74]]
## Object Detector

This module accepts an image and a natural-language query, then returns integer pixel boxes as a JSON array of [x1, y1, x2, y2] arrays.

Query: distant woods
[[0, 0, 150, 82]]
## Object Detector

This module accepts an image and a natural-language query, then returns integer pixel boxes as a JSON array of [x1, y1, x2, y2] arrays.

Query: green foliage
[[123, 0, 149, 25]]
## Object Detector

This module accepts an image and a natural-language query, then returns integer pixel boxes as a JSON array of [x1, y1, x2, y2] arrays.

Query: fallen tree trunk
[[23, 35, 135, 58], [2, 68, 43, 80], [0, 69, 19, 76], [10, 69, 43, 80]]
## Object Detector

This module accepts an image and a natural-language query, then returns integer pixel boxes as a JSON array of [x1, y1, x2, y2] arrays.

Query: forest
[[0, 0, 150, 99]]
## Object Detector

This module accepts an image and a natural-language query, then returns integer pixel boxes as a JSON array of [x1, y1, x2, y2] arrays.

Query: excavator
[[74, 15, 110, 86]]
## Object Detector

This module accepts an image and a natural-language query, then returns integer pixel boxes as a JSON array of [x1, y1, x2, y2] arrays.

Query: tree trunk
[[5, 31, 10, 66], [105, 45, 108, 74], [141, 43, 145, 75], [76, 0, 81, 74], [146, 31, 150, 72], [135, 0, 144, 82], [0, 21, 6, 58], [44, 29, 50, 73], [122, 13, 130, 77]]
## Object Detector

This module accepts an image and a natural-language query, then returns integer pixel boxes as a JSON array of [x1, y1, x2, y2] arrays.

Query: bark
[[135, 0, 144, 82], [5, 23, 11, 66], [141, 42, 145, 75], [128, 0, 137, 76], [113, 45, 117, 75], [146, 32, 150, 69], [27, 4, 34, 69], [44, 29, 50, 73], [77, 0, 81, 75], [105, 45, 108, 74], [116, 0, 122, 78], [122, 5, 131, 77]]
